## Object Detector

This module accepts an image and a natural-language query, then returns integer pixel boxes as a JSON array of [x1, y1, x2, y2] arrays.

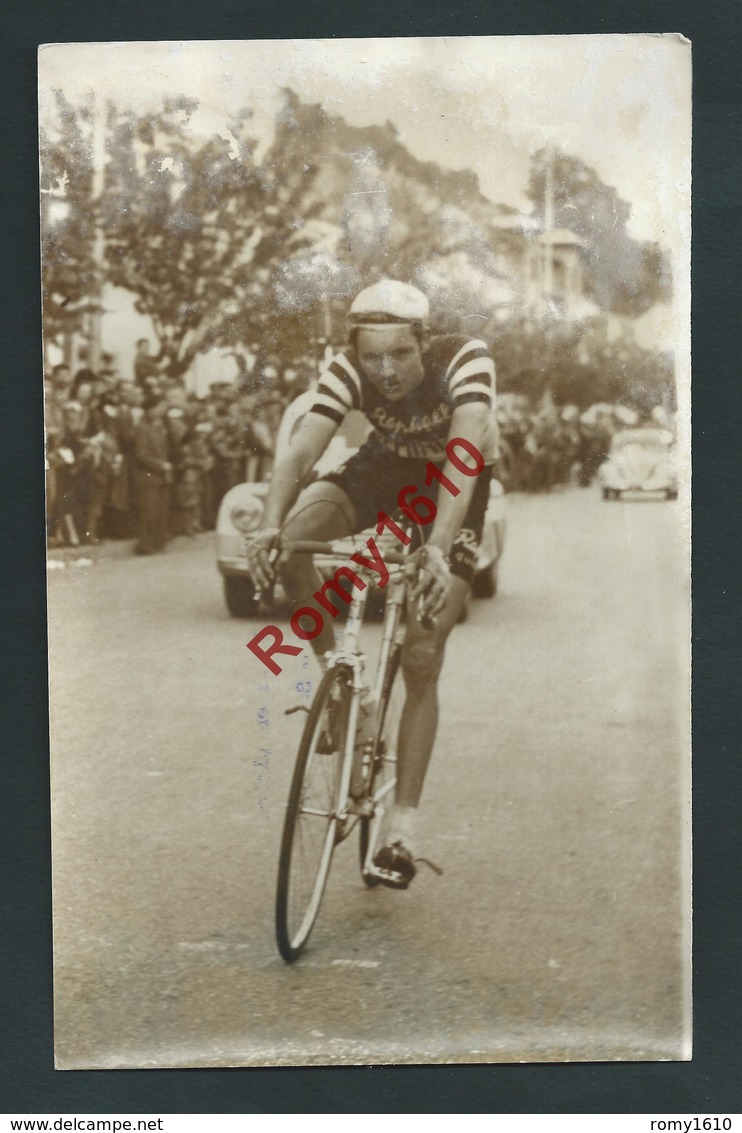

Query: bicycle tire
[[359, 644, 403, 885], [276, 664, 352, 962]]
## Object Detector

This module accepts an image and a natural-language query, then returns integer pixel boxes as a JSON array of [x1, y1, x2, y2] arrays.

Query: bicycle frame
[[287, 536, 408, 692], [289, 538, 408, 861]]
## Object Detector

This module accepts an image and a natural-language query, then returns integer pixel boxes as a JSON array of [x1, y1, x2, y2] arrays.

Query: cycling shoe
[[372, 840, 416, 890]]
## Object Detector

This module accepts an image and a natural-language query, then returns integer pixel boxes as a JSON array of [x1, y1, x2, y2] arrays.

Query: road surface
[[48, 488, 690, 1067]]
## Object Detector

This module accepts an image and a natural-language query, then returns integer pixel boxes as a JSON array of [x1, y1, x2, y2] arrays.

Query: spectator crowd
[[495, 396, 670, 494], [46, 339, 669, 555], [45, 340, 314, 553]]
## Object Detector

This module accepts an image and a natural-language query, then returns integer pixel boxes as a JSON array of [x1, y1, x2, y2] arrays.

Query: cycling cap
[[347, 280, 430, 329]]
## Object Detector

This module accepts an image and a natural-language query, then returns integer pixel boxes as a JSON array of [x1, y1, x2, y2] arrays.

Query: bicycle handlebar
[[262, 538, 438, 628], [286, 539, 408, 565]]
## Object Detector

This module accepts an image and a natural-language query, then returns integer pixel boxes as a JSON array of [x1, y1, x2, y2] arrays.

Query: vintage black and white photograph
[[41, 34, 691, 1068]]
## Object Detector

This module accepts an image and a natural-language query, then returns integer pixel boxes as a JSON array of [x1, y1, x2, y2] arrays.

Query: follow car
[[598, 427, 678, 501]]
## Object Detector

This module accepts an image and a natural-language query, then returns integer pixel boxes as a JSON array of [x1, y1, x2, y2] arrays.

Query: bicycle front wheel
[[276, 664, 352, 962]]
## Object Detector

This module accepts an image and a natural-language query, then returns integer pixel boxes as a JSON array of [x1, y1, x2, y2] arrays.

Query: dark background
[[1, 0, 739, 1114]]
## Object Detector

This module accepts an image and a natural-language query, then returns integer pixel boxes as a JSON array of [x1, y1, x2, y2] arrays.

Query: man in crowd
[[132, 395, 172, 554], [48, 400, 90, 544], [133, 338, 169, 388]]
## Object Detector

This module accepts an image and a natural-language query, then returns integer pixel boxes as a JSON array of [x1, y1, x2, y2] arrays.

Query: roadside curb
[[47, 532, 214, 567]]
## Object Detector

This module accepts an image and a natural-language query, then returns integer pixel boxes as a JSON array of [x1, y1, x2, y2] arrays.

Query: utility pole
[[541, 145, 556, 411], [543, 145, 555, 303]]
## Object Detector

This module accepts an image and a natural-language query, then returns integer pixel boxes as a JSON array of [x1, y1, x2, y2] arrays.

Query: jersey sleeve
[[445, 339, 496, 409], [309, 353, 363, 426]]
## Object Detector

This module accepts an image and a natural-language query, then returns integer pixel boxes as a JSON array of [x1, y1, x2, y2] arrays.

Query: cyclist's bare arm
[[262, 411, 339, 530], [248, 412, 339, 590], [428, 401, 491, 555], [409, 400, 491, 618]]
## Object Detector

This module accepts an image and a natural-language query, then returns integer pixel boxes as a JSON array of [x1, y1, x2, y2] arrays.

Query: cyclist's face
[[356, 326, 424, 401]]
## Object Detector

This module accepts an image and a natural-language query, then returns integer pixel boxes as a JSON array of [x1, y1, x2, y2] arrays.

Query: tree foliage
[[527, 149, 672, 317], [268, 92, 523, 337], [40, 88, 674, 412], [492, 314, 675, 412], [39, 92, 99, 346], [103, 95, 318, 376]]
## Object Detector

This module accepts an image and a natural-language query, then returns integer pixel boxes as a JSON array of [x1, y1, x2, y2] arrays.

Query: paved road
[[48, 488, 690, 1067]]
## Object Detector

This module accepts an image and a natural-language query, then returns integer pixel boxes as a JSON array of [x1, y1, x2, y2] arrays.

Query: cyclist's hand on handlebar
[[246, 528, 281, 592], [273, 533, 301, 571], [406, 544, 451, 626]]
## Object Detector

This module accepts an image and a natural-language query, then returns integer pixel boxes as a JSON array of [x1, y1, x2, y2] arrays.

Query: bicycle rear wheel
[[359, 644, 402, 885], [276, 664, 352, 962]]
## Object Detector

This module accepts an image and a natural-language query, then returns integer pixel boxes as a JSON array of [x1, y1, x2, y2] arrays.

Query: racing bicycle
[[275, 537, 410, 963]]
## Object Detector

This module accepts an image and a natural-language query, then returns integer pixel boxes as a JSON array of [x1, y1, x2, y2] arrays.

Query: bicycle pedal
[[284, 704, 310, 716], [363, 862, 411, 890]]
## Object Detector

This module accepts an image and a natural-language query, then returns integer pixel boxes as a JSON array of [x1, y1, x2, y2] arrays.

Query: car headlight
[[230, 498, 263, 535]]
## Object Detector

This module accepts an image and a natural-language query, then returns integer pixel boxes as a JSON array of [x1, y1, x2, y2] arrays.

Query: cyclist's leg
[[280, 442, 406, 663], [381, 468, 493, 862], [279, 480, 357, 661], [396, 574, 469, 808], [372, 577, 468, 883]]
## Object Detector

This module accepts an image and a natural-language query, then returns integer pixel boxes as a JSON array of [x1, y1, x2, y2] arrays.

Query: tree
[[39, 92, 99, 353], [527, 149, 672, 316], [492, 313, 676, 412], [103, 95, 318, 378], [268, 94, 520, 338]]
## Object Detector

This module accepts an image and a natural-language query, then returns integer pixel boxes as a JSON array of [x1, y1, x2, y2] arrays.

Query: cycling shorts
[[317, 437, 493, 584]]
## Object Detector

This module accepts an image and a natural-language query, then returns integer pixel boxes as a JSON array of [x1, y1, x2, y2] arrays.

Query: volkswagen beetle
[[598, 427, 678, 501]]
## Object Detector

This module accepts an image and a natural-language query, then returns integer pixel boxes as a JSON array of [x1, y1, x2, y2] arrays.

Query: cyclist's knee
[[283, 482, 356, 541], [402, 636, 445, 688], [279, 553, 313, 599]]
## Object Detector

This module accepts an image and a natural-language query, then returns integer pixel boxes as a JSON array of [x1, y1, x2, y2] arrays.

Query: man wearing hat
[[132, 395, 172, 554], [248, 281, 497, 888]]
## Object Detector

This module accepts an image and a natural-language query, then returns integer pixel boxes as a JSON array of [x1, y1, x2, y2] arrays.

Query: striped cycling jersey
[[310, 334, 497, 462]]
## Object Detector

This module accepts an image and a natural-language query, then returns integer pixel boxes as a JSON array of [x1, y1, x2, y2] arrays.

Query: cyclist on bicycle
[[247, 280, 497, 888]]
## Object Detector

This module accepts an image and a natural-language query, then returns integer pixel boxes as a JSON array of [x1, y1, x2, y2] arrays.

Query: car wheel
[[223, 575, 259, 618], [665, 488, 678, 500], [602, 487, 613, 500], [471, 563, 497, 599]]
